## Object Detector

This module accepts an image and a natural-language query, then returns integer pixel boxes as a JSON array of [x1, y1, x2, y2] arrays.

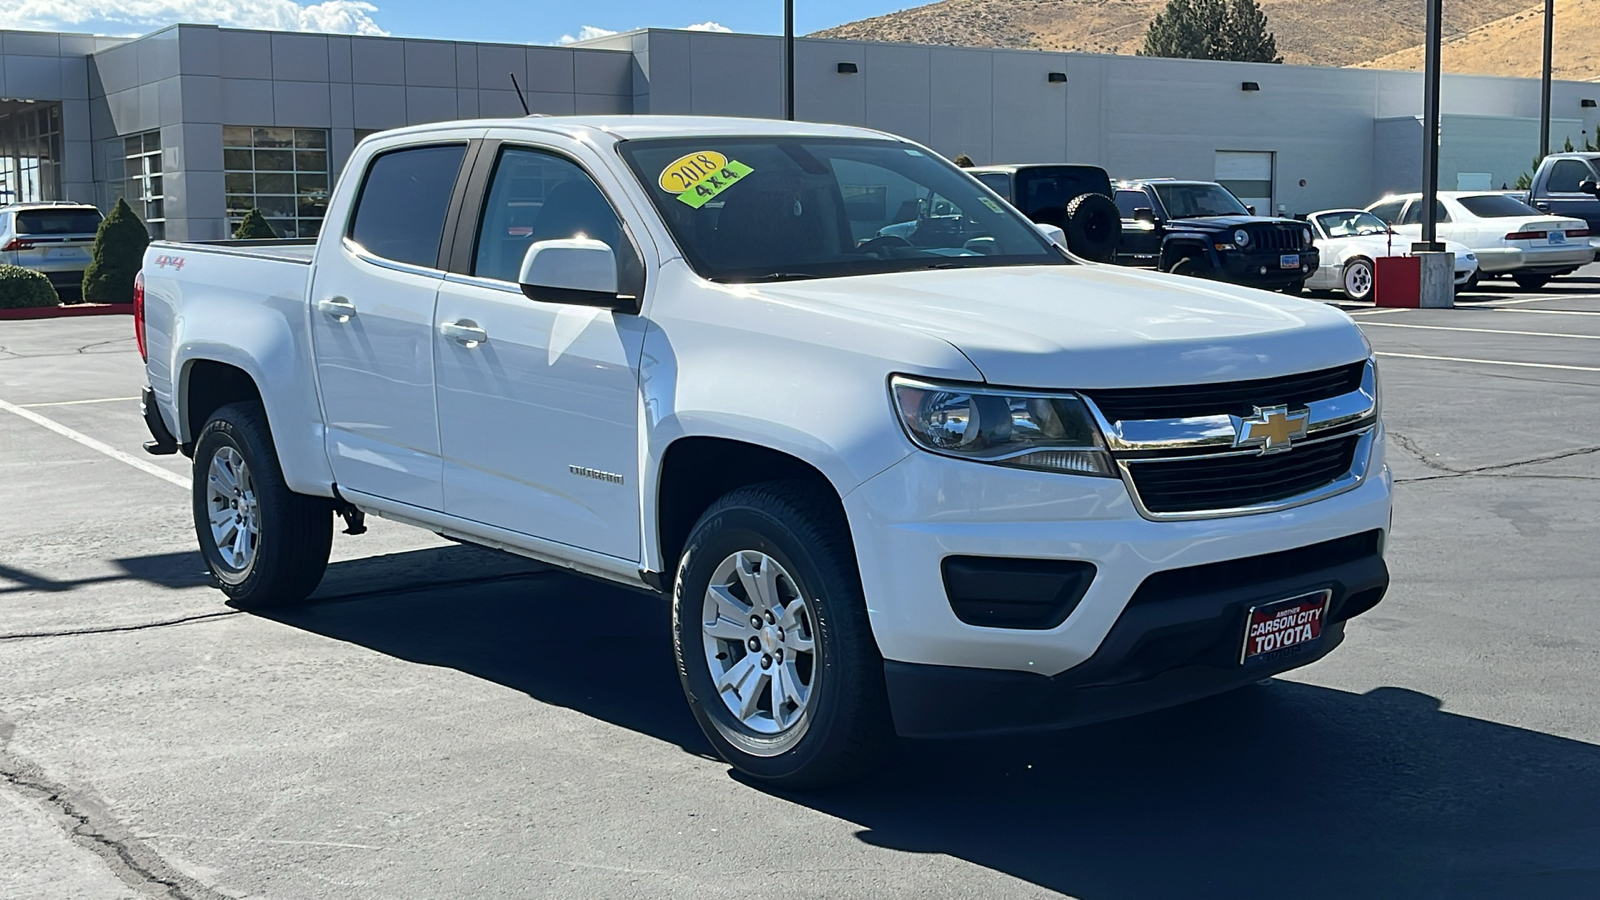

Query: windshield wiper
[[740, 272, 821, 282]]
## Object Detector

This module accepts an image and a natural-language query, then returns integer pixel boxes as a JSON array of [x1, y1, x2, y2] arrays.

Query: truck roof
[[363, 115, 898, 145]]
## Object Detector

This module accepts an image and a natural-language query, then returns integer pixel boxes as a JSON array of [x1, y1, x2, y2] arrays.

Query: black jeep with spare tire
[[1112, 179, 1318, 293], [967, 164, 1122, 262]]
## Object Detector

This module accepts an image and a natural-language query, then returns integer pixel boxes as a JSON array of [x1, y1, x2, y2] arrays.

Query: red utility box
[[1373, 255, 1421, 308]]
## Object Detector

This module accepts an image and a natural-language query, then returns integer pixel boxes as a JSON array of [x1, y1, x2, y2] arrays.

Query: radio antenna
[[509, 72, 531, 115]]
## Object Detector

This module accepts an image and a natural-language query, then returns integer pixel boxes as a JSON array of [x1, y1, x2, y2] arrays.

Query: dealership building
[[1, 24, 1596, 240]]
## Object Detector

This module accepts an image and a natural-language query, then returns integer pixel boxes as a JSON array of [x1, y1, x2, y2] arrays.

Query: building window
[[0, 102, 64, 205], [123, 131, 164, 240], [223, 127, 329, 238]]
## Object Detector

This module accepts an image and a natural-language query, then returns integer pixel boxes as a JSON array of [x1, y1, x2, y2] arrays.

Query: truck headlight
[[890, 376, 1114, 476], [1234, 229, 1251, 247]]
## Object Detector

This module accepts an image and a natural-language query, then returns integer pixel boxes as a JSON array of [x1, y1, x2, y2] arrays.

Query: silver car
[[0, 202, 105, 298]]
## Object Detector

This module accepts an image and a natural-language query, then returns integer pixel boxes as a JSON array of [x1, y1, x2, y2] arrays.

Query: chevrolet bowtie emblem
[[1235, 405, 1309, 454]]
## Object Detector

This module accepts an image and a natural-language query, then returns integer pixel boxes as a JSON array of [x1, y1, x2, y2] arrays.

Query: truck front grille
[[1082, 361, 1365, 421], [1245, 224, 1306, 252], [1123, 434, 1362, 514]]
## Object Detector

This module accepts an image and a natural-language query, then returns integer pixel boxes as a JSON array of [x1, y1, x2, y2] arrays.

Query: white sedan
[[1305, 209, 1478, 301], [1365, 191, 1591, 290]]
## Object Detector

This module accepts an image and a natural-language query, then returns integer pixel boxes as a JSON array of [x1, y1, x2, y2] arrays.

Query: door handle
[[439, 319, 488, 348], [1534, 202, 1551, 211], [316, 296, 357, 322]]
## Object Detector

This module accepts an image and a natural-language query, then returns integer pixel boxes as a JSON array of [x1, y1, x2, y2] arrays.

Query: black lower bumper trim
[[885, 533, 1388, 738], [140, 387, 180, 456]]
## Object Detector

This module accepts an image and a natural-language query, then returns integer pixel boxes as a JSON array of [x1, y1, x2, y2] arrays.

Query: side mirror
[[1034, 222, 1067, 249], [518, 238, 629, 312], [1580, 179, 1600, 196], [1246, 205, 1256, 215], [1133, 207, 1155, 223]]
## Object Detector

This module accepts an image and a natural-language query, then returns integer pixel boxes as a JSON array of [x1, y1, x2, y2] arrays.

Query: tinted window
[[1014, 167, 1112, 223], [1456, 194, 1542, 218], [1368, 200, 1405, 224], [1115, 190, 1150, 218], [974, 172, 1011, 199], [619, 137, 1064, 283], [1151, 183, 1249, 217], [16, 209, 103, 235], [348, 144, 467, 268], [1545, 159, 1596, 193], [473, 147, 628, 284], [1399, 200, 1450, 225]]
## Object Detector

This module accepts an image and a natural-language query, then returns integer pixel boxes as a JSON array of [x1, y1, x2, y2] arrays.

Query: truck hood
[[1167, 215, 1299, 230], [749, 264, 1370, 390]]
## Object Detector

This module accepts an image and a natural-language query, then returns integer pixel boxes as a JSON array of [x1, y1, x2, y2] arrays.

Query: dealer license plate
[[1279, 254, 1300, 269], [1549, 231, 1567, 244], [1240, 590, 1331, 665]]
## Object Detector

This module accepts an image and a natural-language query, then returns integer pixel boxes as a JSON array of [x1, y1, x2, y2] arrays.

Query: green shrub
[[232, 208, 279, 239], [81, 197, 150, 305], [0, 264, 62, 309]]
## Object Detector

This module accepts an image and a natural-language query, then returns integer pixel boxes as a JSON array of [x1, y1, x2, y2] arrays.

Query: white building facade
[[2, 24, 1596, 240]]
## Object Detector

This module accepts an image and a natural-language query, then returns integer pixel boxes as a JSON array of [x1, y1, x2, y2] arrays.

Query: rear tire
[[1512, 273, 1550, 290], [192, 402, 332, 608], [1281, 280, 1305, 296], [1341, 257, 1375, 301], [1061, 192, 1121, 262], [672, 481, 892, 788]]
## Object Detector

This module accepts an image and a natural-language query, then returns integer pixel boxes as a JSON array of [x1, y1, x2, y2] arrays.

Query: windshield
[[16, 209, 103, 235], [618, 137, 1066, 282], [1158, 182, 1254, 217], [1152, 183, 1250, 218], [1456, 194, 1543, 218], [1315, 211, 1390, 238]]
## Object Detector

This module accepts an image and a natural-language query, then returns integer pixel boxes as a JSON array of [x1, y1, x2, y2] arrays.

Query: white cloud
[[683, 21, 730, 32], [0, 0, 387, 35], [557, 25, 618, 45]]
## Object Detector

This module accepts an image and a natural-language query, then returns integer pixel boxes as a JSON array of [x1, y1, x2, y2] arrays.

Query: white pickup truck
[[138, 116, 1391, 786]]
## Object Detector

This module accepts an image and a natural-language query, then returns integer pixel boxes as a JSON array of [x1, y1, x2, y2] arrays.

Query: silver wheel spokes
[[702, 550, 817, 735], [1347, 264, 1373, 297], [206, 446, 259, 571]]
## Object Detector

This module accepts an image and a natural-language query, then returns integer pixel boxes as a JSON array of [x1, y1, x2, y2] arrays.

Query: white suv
[[0, 202, 104, 297]]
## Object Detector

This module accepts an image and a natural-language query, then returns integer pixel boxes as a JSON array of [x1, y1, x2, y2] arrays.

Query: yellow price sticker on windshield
[[659, 151, 729, 193], [979, 197, 1005, 214], [676, 160, 754, 209]]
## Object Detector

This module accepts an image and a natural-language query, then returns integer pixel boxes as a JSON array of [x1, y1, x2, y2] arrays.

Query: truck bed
[[150, 238, 317, 265]]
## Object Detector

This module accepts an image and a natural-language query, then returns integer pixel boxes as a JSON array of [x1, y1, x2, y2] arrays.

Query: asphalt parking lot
[[3, 265, 1599, 900]]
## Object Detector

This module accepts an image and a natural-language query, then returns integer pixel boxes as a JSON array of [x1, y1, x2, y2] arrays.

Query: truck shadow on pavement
[[261, 554, 1600, 900]]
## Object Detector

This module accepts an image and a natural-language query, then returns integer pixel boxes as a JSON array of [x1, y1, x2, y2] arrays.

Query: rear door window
[[348, 144, 468, 268], [1546, 159, 1597, 193], [1399, 200, 1450, 225], [1456, 194, 1541, 218], [16, 209, 103, 235], [1115, 190, 1150, 218]]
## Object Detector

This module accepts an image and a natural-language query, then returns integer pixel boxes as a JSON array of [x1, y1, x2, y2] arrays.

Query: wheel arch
[[651, 436, 851, 587], [1159, 236, 1215, 271]]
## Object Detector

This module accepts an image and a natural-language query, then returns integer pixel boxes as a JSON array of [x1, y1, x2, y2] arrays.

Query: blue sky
[[0, 0, 918, 43]]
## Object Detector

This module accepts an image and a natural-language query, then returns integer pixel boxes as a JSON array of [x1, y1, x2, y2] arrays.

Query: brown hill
[[1359, 0, 1600, 79], [811, 0, 1596, 76]]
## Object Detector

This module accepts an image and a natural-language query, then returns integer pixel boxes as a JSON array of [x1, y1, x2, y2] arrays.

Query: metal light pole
[[1417, 0, 1444, 252], [784, 0, 795, 120], [1539, 0, 1554, 159]]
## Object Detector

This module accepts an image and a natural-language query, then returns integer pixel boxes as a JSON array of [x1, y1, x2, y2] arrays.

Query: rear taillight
[[1504, 230, 1548, 241], [1568, 229, 1590, 238], [133, 270, 147, 362], [1, 238, 34, 251]]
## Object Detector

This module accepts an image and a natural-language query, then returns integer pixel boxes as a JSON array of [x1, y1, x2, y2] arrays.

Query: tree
[[1140, 0, 1282, 64], [232, 208, 278, 239], [953, 153, 975, 168], [81, 197, 149, 305]]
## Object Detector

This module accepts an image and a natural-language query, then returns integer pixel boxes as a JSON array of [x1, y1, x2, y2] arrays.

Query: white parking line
[[1359, 321, 1600, 340], [1491, 307, 1600, 318], [17, 396, 140, 408], [0, 397, 191, 489], [1374, 352, 1600, 373], [1345, 308, 1406, 317]]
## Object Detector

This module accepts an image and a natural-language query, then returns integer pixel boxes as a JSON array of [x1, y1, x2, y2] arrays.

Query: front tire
[[1342, 257, 1375, 301], [192, 402, 332, 608], [1168, 256, 1214, 279], [672, 481, 891, 788]]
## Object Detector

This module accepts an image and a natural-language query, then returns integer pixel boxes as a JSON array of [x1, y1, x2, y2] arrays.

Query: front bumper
[[843, 432, 1392, 736], [1219, 248, 1319, 286]]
